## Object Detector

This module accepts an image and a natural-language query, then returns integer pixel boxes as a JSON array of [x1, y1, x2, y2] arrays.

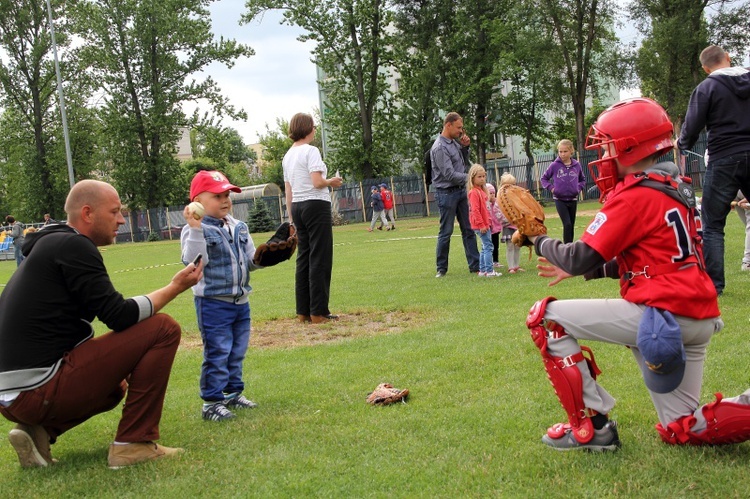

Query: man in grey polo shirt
[[431, 112, 479, 277]]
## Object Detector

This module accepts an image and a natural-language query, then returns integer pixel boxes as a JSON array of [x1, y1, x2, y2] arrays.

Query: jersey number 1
[[665, 208, 693, 262]]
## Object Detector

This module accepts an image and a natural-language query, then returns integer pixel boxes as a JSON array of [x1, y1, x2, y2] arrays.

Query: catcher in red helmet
[[524, 98, 750, 451]]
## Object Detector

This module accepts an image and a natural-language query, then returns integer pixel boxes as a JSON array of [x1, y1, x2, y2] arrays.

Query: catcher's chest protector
[[615, 172, 706, 280], [656, 393, 750, 445], [527, 297, 602, 444]]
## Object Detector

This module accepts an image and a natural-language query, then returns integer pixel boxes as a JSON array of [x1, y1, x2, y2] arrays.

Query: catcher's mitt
[[496, 184, 547, 247], [366, 383, 409, 406], [253, 222, 297, 267]]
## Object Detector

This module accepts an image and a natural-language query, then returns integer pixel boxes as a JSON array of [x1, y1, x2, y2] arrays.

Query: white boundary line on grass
[[112, 262, 184, 274], [335, 235, 441, 246], [364, 235, 456, 243], [0, 235, 451, 279]]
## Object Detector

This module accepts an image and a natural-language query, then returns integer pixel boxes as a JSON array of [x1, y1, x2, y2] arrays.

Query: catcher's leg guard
[[656, 393, 750, 445], [527, 297, 602, 444]]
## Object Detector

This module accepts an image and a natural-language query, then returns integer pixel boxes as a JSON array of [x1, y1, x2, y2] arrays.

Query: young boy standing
[[379, 183, 396, 230], [181, 170, 263, 422], [368, 185, 389, 232]]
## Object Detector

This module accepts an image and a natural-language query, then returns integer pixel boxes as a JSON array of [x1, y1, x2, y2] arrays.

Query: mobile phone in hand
[[192, 253, 203, 267]]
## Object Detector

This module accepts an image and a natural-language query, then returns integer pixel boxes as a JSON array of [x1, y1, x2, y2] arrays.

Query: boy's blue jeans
[[195, 297, 251, 402]]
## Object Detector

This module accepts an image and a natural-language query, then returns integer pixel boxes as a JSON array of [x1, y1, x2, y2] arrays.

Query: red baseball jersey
[[381, 188, 393, 209], [581, 177, 719, 319]]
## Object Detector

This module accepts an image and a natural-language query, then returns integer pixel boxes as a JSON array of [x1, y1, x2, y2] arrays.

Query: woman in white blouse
[[282, 113, 343, 324]]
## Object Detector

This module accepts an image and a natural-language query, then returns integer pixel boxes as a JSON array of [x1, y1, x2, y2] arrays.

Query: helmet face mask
[[585, 125, 620, 203], [585, 98, 675, 202]]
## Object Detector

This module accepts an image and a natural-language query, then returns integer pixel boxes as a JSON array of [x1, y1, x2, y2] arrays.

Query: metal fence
[[114, 196, 287, 243]]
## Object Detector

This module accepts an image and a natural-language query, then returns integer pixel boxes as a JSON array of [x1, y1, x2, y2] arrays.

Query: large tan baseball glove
[[366, 383, 409, 406], [253, 222, 297, 267], [496, 184, 547, 247]]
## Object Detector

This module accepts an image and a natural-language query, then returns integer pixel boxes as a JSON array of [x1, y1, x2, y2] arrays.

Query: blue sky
[[187, 0, 320, 144]]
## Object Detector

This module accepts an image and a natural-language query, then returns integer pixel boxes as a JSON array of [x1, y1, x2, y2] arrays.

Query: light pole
[[45, 0, 75, 188]]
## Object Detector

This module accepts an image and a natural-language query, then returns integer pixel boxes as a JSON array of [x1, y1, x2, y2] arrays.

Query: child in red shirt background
[[467, 164, 500, 277], [379, 183, 396, 230]]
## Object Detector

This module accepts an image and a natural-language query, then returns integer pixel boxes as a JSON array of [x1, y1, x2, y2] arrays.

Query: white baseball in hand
[[188, 201, 205, 220]]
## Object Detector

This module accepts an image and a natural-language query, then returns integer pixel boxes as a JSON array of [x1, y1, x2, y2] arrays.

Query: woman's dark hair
[[289, 113, 315, 141]]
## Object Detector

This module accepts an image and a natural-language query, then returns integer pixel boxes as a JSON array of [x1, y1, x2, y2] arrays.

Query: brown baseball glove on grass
[[366, 383, 409, 405]]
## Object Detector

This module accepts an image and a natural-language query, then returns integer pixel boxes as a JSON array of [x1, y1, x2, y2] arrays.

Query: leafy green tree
[[246, 200, 276, 232], [183, 157, 219, 174], [189, 125, 254, 188], [493, 1, 567, 163], [539, 0, 620, 153], [631, 0, 750, 126], [390, 1, 449, 170], [632, 0, 708, 120], [257, 119, 292, 189], [391, 0, 512, 166], [222, 161, 253, 189], [193, 126, 254, 167], [75, 0, 254, 210], [709, 1, 750, 56], [549, 102, 610, 154], [447, 0, 513, 165], [0, 0, 95, 220], [243, 0, 398, 179]]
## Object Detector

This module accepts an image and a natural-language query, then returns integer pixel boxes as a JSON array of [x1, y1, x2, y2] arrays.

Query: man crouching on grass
[[0, 180, 203, 469]]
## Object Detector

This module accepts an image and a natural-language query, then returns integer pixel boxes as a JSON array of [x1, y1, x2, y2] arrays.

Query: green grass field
[[2, 201, 750, 497]]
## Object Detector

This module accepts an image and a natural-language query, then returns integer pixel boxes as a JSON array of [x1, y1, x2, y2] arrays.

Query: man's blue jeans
[[435, 187, 479, 274], [701, 151, 750, 294], [14, 243, 24, 267]]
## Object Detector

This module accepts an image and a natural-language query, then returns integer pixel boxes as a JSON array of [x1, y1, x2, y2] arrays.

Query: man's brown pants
[[0, 314, 181, 443]]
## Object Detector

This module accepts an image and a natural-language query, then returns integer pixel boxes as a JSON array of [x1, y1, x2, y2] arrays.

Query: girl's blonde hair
[[500, 172, 516, 186], [557, 139, 574, 152], [466, 164, 487, 193]]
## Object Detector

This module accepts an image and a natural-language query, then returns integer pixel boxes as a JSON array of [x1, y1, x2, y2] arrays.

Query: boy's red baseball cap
[[190, 170, 241, 201]]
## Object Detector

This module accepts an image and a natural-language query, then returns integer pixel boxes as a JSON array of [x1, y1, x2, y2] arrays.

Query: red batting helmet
[[585, 97, 674, 202]]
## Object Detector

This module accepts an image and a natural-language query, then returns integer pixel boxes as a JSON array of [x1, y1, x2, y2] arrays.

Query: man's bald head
[[700, 45, 731, 73], [64, 180, 125, 246], [64, 180, 117, 223]]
